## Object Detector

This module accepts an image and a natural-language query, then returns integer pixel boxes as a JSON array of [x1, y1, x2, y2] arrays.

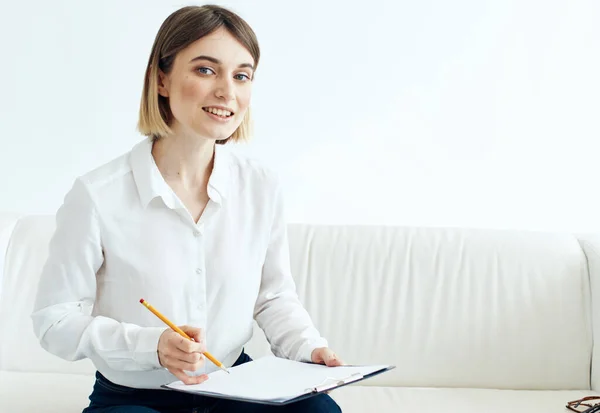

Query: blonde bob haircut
[[137, 5, 260, 144]]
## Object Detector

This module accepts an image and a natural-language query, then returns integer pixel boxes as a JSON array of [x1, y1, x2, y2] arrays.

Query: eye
[[196, 67, 215, 75], [234, 73, 251, 82]]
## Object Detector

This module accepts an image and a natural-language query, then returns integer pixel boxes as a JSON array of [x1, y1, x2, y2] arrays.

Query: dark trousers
[[82, 351, 342, 413]]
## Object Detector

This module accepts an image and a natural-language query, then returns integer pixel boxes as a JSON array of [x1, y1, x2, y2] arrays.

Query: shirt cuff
[[296, 337, 329, 363], [133, 326, 168, 369]]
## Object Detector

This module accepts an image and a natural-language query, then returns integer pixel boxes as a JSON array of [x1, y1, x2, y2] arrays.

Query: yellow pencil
[[139, 298, 230, 374]]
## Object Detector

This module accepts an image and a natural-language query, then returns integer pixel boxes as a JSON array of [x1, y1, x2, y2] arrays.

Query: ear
[[157, 69, 170, 98]]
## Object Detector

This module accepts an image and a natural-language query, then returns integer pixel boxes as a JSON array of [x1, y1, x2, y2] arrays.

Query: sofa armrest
[[578, 234, 600, 391], [0, 214, 21, 303]]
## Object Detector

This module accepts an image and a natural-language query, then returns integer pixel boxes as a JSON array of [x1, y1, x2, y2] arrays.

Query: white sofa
[[1, 212, 600, 412]]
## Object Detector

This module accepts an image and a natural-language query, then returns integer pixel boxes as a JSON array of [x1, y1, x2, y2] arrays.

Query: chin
[[195, 128, 236, 142]]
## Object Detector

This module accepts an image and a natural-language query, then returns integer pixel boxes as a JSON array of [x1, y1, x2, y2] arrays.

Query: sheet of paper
[[165, 356, 390, 402]]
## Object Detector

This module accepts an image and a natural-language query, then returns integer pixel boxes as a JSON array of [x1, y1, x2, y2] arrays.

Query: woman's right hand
[[157, 325, 209, 385]]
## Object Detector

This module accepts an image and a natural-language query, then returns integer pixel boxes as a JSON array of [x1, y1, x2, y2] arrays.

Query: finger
[[169, 348, 205, 365], [161, 353, 205, 372], [311, 348, 325, 364], [180, 325, 204, 342], [192, 329, 206, 345], [325, 355, 344, 367], [195, 339, 207, 353], [314, 348, 332, 364], [323, 350, 343, 367], [171, 369, 209, 385], [323, 354, 335, 366], [173, 335, 204, 353]]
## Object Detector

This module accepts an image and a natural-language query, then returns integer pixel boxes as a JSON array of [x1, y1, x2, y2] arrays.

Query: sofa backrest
[[0, 213, 594, 390], [251, 224, 593, 391]]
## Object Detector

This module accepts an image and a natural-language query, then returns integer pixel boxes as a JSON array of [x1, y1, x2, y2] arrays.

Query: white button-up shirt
[[31, 138, 327, 389]]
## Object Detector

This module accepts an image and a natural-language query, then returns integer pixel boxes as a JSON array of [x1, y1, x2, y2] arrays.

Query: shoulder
[[225, 147, 282, 193], [77, 154, 132, 203], [70, 143, 138, 203], [80, 153, 131, 188]]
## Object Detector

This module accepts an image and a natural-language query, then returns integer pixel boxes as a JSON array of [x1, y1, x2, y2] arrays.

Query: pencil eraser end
[[139, 299, 145, 304]]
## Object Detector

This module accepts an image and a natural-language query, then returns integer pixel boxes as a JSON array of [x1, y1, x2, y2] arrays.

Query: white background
[[1, 0, 599, 232]]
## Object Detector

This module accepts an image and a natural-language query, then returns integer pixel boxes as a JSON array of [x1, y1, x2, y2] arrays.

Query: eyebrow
[[189, 55, 254, 71]]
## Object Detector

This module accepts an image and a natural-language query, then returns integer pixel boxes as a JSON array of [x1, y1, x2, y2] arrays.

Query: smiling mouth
[[202, 107, 234, 118]]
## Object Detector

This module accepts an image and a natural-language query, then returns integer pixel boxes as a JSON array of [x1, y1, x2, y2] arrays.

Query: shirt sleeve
[[31, 178, 167, 371], [253, 179, 328, 362]]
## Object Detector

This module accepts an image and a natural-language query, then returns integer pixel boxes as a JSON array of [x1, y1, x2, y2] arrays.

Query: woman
[[31, 5, 343, 413]]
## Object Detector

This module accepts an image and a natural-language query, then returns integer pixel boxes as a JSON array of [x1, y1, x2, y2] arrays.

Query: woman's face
[[158, 27, 255, 141]]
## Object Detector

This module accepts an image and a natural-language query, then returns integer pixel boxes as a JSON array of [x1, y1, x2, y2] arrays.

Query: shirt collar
[[130, 137, 231, 209]]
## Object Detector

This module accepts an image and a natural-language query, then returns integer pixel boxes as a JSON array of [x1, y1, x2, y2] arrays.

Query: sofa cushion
[[331, 385, 599, 413], [0, 371, 596, 413], [0, 371, 95, 413]]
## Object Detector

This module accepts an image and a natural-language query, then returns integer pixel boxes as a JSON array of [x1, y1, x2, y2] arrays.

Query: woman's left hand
[[311, 347, 344, 367]]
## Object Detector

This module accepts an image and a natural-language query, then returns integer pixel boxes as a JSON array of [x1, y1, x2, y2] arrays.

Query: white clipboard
[[163, 355, 395, 405]]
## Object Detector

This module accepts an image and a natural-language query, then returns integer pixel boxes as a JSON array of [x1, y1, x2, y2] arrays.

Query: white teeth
[[205, 107, 232, 117]]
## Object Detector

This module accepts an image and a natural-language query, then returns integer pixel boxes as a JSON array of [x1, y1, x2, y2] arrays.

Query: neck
[[151, 133, 215, 190]]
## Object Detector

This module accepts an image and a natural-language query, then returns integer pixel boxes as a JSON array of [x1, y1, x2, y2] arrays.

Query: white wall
[[1, 0, 599, 232]]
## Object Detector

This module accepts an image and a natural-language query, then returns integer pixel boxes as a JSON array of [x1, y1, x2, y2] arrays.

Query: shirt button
[[196, 268, 203, 275], [193, 230, 201, 237]]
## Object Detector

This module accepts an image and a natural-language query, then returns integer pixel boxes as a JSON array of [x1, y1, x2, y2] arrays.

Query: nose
[[214, 76, 235, 102]]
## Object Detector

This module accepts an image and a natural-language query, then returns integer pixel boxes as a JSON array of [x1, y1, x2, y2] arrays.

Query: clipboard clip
[[307, 372, 364, 393]]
